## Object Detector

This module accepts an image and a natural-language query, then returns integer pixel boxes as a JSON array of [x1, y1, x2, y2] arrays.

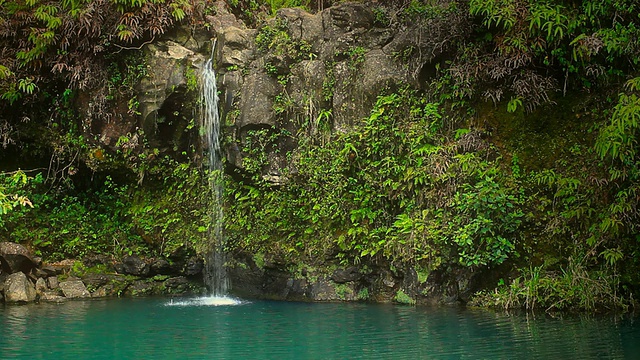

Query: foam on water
[[165, 296, 244, 307]]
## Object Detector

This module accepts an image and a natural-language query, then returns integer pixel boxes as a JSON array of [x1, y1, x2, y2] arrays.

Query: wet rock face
[[225, 252, 489, 305], [72, 2, 459, 182], [183, 257, 204, 276], [210, 2, 451, 182], [137, 41, 204, 138]]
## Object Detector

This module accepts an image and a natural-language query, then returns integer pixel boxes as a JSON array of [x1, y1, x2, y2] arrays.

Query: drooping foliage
[[461, 0, 640, 112], [0, 0, 209, 260], [0, 0, 198, 103]]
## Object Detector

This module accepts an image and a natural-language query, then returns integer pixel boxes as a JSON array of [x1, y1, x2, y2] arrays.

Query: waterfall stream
[[201, 44, 229, 297]]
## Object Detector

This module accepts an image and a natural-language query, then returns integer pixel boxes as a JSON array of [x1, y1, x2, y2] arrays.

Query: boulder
[[82, 254, 112, 268], [91, 283, 126, 298], [4, 272, 37, 303], [237, 71, 280, 129], [32, 268, 49, 278], [328, 2, 374, 31], [81, 273, 111, 288], [163, 276, 190, 293], [47, 276, 59, 290], [47, 259, 75, 274], [59, 280, 91, 298], [150, 258, 172, 275], [0, 242, 37, 274], [0, 270, 6, 291], [218, 26, 256, 68], [332, 50, 409, 131], [39, 291, 66, 302], [125, 280, 155, 296], [82, 273, 135, 297], [91, 286, 109, 298], [35, 277, 47, 295], [121, 255, 150, 277]]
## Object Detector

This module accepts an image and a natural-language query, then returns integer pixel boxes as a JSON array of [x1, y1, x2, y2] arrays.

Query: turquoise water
[[1, 297, 639, 359]]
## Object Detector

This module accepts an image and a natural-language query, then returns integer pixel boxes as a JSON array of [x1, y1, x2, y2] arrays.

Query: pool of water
[[1, 297, 638, 359]]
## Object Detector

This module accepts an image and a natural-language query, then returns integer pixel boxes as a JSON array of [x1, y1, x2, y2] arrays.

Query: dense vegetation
[[225, 0, 640, 311], [1, 0, 640, 311]]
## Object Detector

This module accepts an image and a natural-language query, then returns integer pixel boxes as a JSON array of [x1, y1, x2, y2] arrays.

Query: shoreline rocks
[[0, 242, 207, 305], [4, 272, 37, 303]]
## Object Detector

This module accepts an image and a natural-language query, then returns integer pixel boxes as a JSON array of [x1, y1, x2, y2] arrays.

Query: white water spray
[[201, 40, 230, 297]]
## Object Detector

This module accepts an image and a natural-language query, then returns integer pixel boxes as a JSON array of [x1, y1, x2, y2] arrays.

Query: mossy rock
[[395, 289, 416, 305]]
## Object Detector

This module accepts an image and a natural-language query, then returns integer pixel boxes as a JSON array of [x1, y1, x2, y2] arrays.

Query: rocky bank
[[0, 242, 205, 304]]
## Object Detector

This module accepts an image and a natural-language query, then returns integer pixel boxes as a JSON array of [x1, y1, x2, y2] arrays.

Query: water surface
[[1, 297, 638, 359]]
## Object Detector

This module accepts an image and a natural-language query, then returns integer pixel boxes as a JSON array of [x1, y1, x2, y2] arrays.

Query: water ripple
[[1, 298, 638, 359]]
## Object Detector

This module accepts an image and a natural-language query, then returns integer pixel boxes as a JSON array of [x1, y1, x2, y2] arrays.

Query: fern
[[595, 77, 640, 166]]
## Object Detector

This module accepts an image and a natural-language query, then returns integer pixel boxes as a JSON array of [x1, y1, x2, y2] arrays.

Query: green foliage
[[322, 63, 336, 101], [104, 52, 147, 114], [590, 77, 640, 272], [0, 171, 34, 217], [225, 85, 523, 270], [395, 289, 416, 305], [595, 77, 640, 168], [357, 287, 370, 301], [256, 18, 313, 61], [450, 176, 523, 267], [0, 0, 195, 101], [240, 127, 285, 175], [372, 7, 389, 27], [0, 159, 210, 260], [185, 66, 199, 92], [463, 0, 640, 111], [472, 260, 627, 312], [267, 0, 313, 14], [412, 0, 448, 16], [337, 46, 367, 72]]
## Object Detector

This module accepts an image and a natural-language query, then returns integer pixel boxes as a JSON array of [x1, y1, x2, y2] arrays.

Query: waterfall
[[201, 42, 229, 296]]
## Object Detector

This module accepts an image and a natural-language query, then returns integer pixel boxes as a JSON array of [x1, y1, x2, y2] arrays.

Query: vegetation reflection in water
[[1, 298, 639, 359]]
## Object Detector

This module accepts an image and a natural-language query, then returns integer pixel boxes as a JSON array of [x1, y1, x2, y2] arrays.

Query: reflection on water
[[1, 298, 638, 359]]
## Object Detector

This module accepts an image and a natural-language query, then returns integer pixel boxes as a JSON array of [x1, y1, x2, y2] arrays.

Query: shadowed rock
[[35, 278, 47, 296], [121, 255, 150, 277], [47, 276, 59, 290], [150, 258, 172, 275], [184, 257, 204, 276], [0, 242, 37, 274], [331, 267, 361, 283]]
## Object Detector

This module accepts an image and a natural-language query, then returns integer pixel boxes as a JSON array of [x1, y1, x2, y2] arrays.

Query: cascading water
[[201, 41, 230, 298]]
